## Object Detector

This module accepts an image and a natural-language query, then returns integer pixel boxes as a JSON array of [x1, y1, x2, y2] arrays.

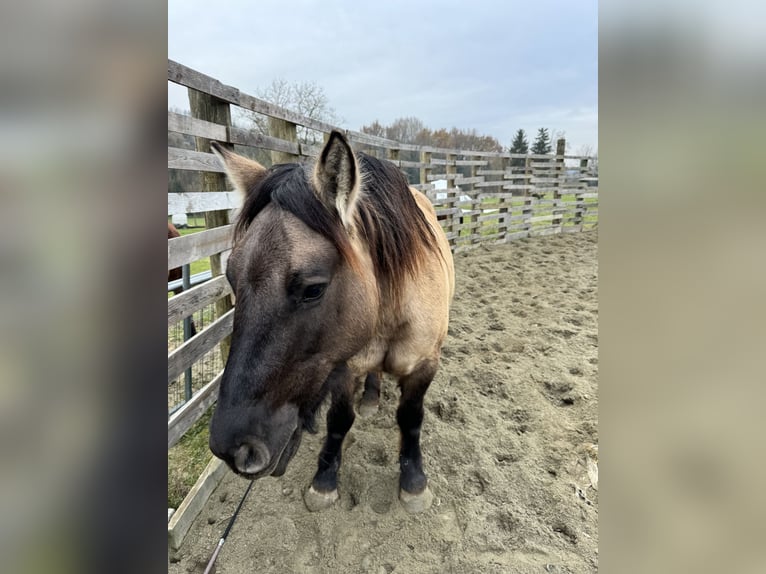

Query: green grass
[[168, 408, 214, 509]]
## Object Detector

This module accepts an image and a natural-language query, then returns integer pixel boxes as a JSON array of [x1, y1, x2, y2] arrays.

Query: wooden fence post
[[498, 156, 510, 242], [445, 153, 457, 247], [268, 117, 299, 164], [522, 156, 533, 236], [387, 147, 400, 168], [188, 88, 234, 362], [420, 151, 432, 185], [574, 157, 589, 230], [553, 138, 566, 233]]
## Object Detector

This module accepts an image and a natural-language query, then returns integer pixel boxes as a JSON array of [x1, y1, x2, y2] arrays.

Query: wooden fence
[[166, 58, 597, 544], [166, 55, 597, 477]]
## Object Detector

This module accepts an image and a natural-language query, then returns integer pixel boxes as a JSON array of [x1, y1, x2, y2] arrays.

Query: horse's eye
[[302, 283, 327, 302]]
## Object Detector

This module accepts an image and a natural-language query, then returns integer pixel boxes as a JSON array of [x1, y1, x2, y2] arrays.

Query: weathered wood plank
[[167, 225, 234, 270], [345, 130, 400, 149], [530, 226, 560, 237], [299, 142, 322, 157], [477, 193, 527, 201], [227, 126, 300, 154], [168, 275, 232, 326], [410, 183, 433, 192], [168, 60, 241, 106], [167, 456, 228, 550], [168, 309, 234, 383], [168, 112, 227, 140], [168, 147, 226, 173], [476, 169, 506, 176], [454, 176, 484, 185], [398, 160, 427, 169], [502, 173, 534, 179], [504, 230, 530, 241], [477, 212, 504, 223], [475, 180, 507, 188], [168, 192, 240, 215], [428, 158, 487, 167], [427, 173, 459, 181], [168, 370, 223, 448]]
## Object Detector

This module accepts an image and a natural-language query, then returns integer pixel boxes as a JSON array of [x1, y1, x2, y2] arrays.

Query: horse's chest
[[347, 335, 423, 379], [347, 338, 387, 377]]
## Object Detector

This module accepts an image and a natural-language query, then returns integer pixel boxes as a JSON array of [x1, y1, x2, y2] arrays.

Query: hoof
[[399, 486, 434, 513], [304, 486, 339, 512], [358, 401, 379, 418]]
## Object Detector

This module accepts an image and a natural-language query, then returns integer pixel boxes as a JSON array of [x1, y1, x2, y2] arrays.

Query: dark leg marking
[[397, 360, 438, 506], [305, 364, 355, 511]]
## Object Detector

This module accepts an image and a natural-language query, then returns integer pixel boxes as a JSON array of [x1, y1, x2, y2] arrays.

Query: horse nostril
[[233, 440, 270, 475]]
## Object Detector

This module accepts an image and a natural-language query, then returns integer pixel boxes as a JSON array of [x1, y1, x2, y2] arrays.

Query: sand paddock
[[170, 229, 598, 573]]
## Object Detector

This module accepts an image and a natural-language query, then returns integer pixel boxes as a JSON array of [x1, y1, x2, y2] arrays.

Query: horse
[[168, 222, 197, 337], [208, 131, 454, 513]]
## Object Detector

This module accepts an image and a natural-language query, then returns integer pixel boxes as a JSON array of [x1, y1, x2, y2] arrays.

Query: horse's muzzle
[[232, 438, 271, 475]]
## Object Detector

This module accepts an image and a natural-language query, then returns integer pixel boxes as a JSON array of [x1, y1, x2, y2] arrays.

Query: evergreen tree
[[510, 129, 529, 167], [510, 129, 529, 154], [531, 128, 552, 155]]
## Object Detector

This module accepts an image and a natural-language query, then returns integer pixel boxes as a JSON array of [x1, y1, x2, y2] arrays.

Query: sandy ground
[[169, 230, 598, 573]]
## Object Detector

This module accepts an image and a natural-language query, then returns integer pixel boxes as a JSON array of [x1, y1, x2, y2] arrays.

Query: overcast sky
[[169, 0, 597, 152]]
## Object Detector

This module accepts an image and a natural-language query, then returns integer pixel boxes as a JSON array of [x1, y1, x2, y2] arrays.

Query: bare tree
[[361, 120, 386, 138], [361, 117, 503, 152], [384, 117, 426, 143], [235, 79, 343, 145], [576, 143, 595, 157]]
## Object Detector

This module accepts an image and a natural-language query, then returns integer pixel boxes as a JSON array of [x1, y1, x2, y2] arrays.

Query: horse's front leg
[[304, 364, 355, 512], [397, 359, 438, 513]]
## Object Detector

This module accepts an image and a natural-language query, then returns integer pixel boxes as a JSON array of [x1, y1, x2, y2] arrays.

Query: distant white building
[[171, 213, 188, 228], [432, 179, 471, 204]]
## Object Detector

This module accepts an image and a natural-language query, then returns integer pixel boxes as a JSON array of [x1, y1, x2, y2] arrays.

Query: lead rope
[[203, 479, 255, 574]]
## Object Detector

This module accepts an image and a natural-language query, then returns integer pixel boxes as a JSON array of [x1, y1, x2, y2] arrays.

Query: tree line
[[230, 79, 568, 155], [360, 117, 504, 153]]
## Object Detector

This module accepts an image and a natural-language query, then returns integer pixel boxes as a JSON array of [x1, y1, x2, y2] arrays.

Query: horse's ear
[[210, 142, 267, 200], [313, 130, 360, 228]]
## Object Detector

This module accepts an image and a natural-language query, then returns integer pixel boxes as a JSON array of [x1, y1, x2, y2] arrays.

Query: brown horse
[[208, 131, 454, 513], [168, 222, 197, 337]]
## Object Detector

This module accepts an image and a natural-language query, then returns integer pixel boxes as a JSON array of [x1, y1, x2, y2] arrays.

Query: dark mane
[[234, 153, 438, 297], [354, 153, 438, 290]]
